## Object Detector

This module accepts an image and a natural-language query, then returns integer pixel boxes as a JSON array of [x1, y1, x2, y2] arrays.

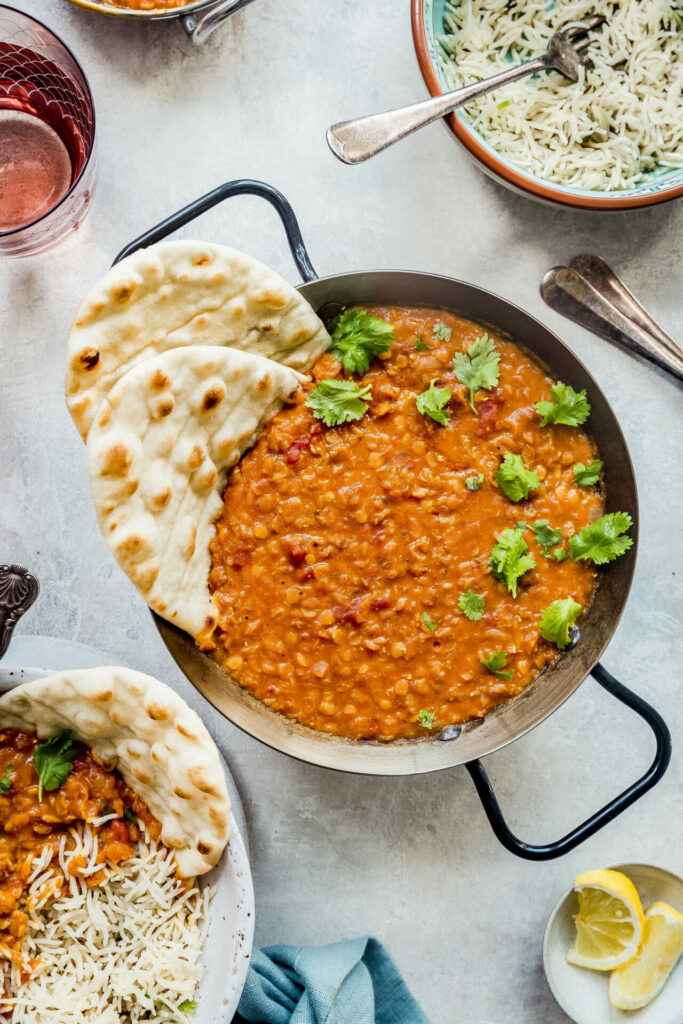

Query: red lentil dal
[[209, 306, 602, 741]]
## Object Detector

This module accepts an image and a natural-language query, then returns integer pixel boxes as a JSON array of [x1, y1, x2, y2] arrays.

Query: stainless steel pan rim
[[115, 180, 670, 859], [66, 0, 216, 19], [155, 267, 636, 775], [64, 0, 258, 45]]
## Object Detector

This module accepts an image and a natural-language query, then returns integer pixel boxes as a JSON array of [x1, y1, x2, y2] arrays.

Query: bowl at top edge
[[411, 0, 683, 211]]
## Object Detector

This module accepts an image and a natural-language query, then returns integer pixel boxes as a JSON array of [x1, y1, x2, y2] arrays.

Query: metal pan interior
[[156, 270, 638, 775]]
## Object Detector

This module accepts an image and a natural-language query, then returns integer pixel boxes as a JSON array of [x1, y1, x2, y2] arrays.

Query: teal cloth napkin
[[235, 937, 430, 1024]]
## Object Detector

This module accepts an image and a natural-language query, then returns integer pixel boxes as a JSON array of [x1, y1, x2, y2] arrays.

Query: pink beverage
[[0, 7, 96, 257], [0, 109, 72, 230]]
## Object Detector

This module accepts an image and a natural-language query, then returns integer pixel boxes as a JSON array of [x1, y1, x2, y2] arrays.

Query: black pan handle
[[465, 662, 671, 861], [114, 179, 317, 283]]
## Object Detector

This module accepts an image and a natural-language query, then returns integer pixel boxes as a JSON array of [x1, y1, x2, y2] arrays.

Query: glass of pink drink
[[0, 5, 96, 257]]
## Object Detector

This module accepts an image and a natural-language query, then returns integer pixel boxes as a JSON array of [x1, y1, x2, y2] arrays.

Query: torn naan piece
[[86, 345, 304, 645], [66, 240, 330, 439], [0, 666, 231, 877]]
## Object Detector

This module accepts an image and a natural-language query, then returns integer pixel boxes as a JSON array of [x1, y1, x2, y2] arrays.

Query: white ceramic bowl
[[0, 661, 255, 1022], [543, 863, 683, 1024]]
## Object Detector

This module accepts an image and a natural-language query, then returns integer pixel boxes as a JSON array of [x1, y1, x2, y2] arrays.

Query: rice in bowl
[[0, 823, 214, 1024], [438, 0, 683, 192]]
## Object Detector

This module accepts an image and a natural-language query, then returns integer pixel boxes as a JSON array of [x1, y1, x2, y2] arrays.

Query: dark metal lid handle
[[114, 179, 317, 284], [466, 662, 671, 861], [0, 564, 39, 659]]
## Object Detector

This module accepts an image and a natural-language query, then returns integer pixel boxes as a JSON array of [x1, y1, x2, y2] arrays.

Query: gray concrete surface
[[1, 2, 682, 1021]]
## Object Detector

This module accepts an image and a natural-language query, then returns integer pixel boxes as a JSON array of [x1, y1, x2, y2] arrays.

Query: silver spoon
[[541, 257, 683, 385], [327, 15, 605, 165]]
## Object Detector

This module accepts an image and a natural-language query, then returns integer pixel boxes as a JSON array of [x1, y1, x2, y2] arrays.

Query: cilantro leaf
[[433, 321, 452, 342], [494, 453, 539, 503], [422, 611, 437, 631], [465, 473, 484, 491], [553, 547, 567, 562], [306, 379, 372, 427], [458, 590, 485, 621], [453, 334, 501, 413], [33, 730, 78, 802], [573, 460, 602, 486], [414, 332, 429, 352], [530, 519, 563, 553], [0, 764, 12, 795], [178, 1000, 197, 1014], [539, 597, 582, 649], [416, 379, 451, 426], [481, 651, 514, 679], [100, 804, 115, 817], [489, 527, 535, 597], [418, 709, 435, 729], [123, 806, 138, 823], [569, 512, 633, 565], [328, 309, 394, 374], [536, 382, 591, 427]]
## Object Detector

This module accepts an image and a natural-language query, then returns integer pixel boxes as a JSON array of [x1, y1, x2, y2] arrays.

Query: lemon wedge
[[609, 901, 683, 1009], [567, 868, 644, 971]]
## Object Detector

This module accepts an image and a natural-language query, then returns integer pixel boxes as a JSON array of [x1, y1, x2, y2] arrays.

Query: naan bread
[[86, 345, 304, 644], [0, 667, 230, 877], [66, 240, 330, 439]]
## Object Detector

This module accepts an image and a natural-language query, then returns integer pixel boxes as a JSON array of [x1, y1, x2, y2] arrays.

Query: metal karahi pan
[[109, 180, 671, 861], [65, 0, 257, 45]]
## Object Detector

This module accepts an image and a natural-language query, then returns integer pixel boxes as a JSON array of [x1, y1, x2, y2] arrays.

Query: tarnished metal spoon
[[327, 15, 605, 165]]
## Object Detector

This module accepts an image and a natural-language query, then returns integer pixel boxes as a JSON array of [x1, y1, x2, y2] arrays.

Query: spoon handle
[[541, 266, 683, 384], [326, 56, 546, 165], [568, 254, 682, 360]]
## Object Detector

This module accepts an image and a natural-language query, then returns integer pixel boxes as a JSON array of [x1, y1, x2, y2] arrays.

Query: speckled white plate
[[543, 863, 683, 1024], [0, 640, 255, 1022]]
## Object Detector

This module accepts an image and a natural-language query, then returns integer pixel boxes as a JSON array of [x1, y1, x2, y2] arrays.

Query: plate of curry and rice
[[63, 179, 670, 857], [0, 661, 253, 1023]]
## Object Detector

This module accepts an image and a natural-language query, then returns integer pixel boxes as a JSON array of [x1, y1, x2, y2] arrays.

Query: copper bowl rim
[[64, 0, 212, 19], [410, 0, 683, 211]]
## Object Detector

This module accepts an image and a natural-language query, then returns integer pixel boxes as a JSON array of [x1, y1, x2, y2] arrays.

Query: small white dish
[[543, 863, 683, 1024]]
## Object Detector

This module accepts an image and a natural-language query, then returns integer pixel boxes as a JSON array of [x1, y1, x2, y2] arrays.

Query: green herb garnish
[[418, 709, 435, 729], [178, 1001, 197, 1014], [453, 334, 501, 413], [465, 474, 484, 491], [553, 547, 567, 562], [100, 804, 115, 817], [0, 764, 13, 795], [415, 332, 429, 352], [328, 309, 394, 374], [536, 382, 590, 427], [33, 731, 78, 802], [489, 527, 535, 598], [481, 651, 514, 679], [306, 379, 372, 427], [539, 597, 582, 649], [416, 379, 451, 426], [569, 512, 633, 565], [530, 519, 563, 554], [123, 806, 138, 823], [458, 590, 485, 621], [433, 321, 452, 342], [494, 453, 539, 503], [497, 100, 511, 109], [573, 460, 602, 486], [422, 612, 437, 631]]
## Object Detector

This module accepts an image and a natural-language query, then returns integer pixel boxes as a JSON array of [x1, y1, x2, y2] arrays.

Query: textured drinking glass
[[0, 5, 96, 257]]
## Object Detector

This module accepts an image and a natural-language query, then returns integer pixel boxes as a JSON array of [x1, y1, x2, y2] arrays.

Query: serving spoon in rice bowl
[[327, 15, 605, 164]]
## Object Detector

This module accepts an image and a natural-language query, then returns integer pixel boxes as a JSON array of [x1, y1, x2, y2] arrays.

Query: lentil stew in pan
[[208, 305, 633, 742]]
